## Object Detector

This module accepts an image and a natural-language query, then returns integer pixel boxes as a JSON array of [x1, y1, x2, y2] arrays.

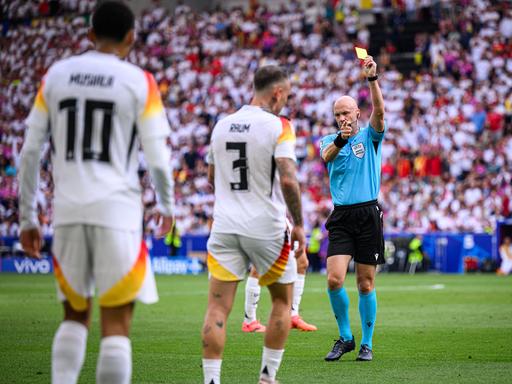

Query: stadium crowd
[[1, 0, 511, 239]]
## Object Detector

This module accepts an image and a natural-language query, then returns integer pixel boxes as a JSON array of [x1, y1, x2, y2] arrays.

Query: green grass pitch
[[1, 273, 511, 383]]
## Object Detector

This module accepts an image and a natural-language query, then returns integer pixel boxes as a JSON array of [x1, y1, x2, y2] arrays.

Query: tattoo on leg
[[213, 292, 222, 299], [202, 339, 209, 348], [215, 320, 224, 329], [203, 325, 212, 334]]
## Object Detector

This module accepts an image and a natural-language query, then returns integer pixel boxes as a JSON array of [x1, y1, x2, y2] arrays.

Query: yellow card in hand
[[355, 47, 368, 59]]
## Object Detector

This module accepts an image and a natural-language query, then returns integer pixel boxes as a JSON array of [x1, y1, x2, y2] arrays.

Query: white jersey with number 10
[[22, 51, 172, 230]]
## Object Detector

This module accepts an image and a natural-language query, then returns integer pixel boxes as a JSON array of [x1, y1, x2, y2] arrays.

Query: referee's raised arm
[[364, 55, 385, 133]]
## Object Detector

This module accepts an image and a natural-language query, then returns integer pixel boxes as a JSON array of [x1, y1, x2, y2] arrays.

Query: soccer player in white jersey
[[201, 66, 306, 384], [18, 2, 175, 383]]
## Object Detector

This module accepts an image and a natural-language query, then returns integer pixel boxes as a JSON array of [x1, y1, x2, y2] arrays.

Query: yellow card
[[355, 47, 368, 59]]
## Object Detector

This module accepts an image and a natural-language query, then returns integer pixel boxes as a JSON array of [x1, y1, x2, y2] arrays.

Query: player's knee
[[357, 279, 374, 294], [271, 288, 292, 305], [100, 302, 134, 337], [64, 301, 91, 328], [268, 286, 292, 309], [206, 304, 229, 322], [327, 274, 344, 290], [271, 296, 292, 315]]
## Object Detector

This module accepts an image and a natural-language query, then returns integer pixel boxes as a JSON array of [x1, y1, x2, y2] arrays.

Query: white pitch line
[[157, 284, 446, 296], [305, 285, 446, 293]]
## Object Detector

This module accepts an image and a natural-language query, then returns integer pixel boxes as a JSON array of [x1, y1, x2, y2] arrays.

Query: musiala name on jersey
[[69, 73, 114, 87]]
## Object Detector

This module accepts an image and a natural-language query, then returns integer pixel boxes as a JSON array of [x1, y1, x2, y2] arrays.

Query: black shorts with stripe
[[325, 199, 385, 265]]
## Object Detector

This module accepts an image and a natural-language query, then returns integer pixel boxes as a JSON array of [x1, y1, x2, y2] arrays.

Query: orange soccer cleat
[[291, 315, 318, 331], [242, 320, 266, 333]]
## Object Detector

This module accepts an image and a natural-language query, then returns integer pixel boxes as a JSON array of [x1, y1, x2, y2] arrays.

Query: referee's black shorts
[[325, 199, 385, 265]]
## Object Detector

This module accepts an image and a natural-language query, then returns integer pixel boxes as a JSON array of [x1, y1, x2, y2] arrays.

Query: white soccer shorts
[[206, 230, 297, 286], [52, 224, 158, 311]]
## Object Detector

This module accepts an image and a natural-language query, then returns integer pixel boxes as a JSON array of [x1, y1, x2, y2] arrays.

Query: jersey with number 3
[[208, 105, 296, 240], [24, 51, 170, 230]]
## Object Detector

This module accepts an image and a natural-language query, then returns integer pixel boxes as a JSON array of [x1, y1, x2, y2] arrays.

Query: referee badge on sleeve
[[351, 142, 365, 158]]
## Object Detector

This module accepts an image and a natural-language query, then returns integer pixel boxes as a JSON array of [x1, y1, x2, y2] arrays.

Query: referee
[[320, 55, 386, 362]]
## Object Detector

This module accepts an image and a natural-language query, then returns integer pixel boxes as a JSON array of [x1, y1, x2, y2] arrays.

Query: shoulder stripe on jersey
[[34, 80, 48, 112], [277, 117, 295, 144], [142, 71, 164, 119]]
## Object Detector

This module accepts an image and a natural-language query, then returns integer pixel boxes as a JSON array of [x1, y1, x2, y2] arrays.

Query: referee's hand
[[291, 226, 306, 259], [339, 120, 352, 139]]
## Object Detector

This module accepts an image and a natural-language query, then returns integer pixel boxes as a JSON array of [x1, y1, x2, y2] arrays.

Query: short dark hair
[[92, 1, 135, 43], [253, 65, 288, 92]]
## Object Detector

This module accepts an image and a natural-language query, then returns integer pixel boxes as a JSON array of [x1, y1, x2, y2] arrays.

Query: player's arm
[[321, 133, 349, 163], [363, 56, 385, 133], [276, 158, 302, 228], [322, 143, 341, 163], [275, 157, 306, 256], [19, 80, 49, 258], [321, 120, 351, 162], [207, 164, 215, 192], [275, 117, 306, 256], [138, 72, 175, 237], [206, 143, 215, 192], [140, 135, 175, 214]]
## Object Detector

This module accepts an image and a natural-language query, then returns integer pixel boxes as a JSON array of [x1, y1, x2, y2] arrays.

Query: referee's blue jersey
[[320, 122, 387, 206]]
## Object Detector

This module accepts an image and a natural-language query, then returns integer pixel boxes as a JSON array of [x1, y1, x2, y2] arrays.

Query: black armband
[[333, 133, 348, 148], [367, 75, 378, 82]]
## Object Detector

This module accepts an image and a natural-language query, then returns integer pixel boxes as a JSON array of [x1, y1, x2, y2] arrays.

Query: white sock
[[202, 358, 221, 384], [291, 274, 305, 317], [244, 276, 261, 322], [96, 336, 132, 384], [52, 321, 88, 384], [260, 347, 284, 381]]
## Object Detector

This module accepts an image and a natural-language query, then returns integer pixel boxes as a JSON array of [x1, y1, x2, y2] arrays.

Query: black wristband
[[367, 75, 378, 82], [333, 133, 348, 148]]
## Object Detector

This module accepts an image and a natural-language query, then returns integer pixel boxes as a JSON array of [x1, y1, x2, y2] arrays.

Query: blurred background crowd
[[1, 0, 511, 239]]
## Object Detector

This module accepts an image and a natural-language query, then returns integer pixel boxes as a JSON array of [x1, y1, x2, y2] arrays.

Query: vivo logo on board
[[13, 259, 52, 274]]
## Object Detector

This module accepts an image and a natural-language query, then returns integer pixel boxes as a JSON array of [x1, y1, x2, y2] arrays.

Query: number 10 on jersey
[[59, 98, 114, 163]]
